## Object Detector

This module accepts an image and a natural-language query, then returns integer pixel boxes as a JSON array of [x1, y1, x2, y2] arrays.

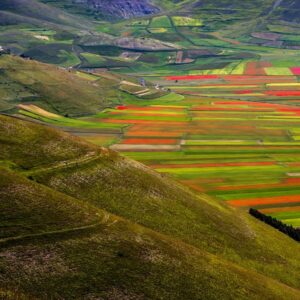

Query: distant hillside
[[0, 0, 92, 29], [1, 114, 300, 298], [271, 0, 300, 23], [0, 54, 173, 119], [0, 55, 123, 116], [2, 0, 300, 69], [188, 0, 300, 26], [55, 0, 160, 19]]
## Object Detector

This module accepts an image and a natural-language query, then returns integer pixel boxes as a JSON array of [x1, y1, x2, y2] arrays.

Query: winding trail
[[23, 151, 102, 176], [0, 213, 114, 248]]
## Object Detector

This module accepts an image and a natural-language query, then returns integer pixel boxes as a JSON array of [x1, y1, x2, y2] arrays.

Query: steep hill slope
[[1, 170, 299, 299], [0, 167, 102, 240], [1, 114, 300, 299]]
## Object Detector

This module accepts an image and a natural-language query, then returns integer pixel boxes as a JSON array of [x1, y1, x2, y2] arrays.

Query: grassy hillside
[[0, 167, 101, 239], [1, 114, 300, 298], [0, 54, 171, 121], [0, 55, 127, 116]]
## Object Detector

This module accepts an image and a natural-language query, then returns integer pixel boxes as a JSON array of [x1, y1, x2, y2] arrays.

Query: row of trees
[[249, 208, 300, 242]]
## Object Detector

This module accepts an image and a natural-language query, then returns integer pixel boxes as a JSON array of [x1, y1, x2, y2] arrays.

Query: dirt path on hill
[[23, 151, 102, 176], [0, 213, 114, 248]]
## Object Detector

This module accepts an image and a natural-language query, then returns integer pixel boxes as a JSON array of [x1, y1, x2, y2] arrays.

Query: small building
[[139, 77, 146, 87]]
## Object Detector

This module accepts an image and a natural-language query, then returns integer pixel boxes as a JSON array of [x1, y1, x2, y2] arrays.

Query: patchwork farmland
[[82, 64, 300, 228], [16, 58, 300, 228], [106, 98, 300, 227]]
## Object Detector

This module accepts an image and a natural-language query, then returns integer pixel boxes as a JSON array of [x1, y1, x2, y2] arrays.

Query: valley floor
[[16, 66, 300, 228]]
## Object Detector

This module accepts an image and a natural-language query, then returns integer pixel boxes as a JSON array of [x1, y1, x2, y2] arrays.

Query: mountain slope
[[271, 0, 300, 23], [0, 0, 92, 29], [1, 167, 299, 299], [1, 114, 300, 299], [42, 0, 159, 19]]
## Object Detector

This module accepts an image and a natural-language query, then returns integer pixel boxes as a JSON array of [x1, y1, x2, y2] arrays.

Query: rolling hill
[[1, 114, 300, 299], [0, 55, 121, 116], [0, 54, 172, 120]]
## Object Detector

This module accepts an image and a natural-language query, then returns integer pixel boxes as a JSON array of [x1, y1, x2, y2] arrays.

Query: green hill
[[0, 167, 101, 240], [1, 114, 300, 299], [0, 55, 126, 116], [0, 54, 171, 120]]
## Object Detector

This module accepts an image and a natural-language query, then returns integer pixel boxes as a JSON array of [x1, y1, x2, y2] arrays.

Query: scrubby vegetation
[[250, 208, 300, 242]]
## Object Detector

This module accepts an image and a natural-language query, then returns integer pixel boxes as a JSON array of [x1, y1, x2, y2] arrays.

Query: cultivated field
[[72, 66, 300, 228]]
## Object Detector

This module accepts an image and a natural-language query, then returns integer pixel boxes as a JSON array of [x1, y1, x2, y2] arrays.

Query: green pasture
[[100, 113, 189, 122], [265, 67, 293, 76], [280, 218, 300, 227], [172, 16, 203, 27], [81, 52, 106, 65], [75, 71, 100, 81], [58, 50, 80, 67], [149, 16, 172, 28], [184, 140, 258, 146]]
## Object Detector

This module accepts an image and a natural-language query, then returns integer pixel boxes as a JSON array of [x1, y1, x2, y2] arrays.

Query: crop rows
[[83, 78, 300, 227]]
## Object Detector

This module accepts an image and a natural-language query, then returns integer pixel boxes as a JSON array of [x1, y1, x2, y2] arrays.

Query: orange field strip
[[217, 179, 300, 191], [228, 195, 300, 207], [260, 206, 300, 214]]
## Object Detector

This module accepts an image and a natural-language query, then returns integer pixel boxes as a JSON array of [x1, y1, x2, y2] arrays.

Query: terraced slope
[[1, 114, 300, 299]]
